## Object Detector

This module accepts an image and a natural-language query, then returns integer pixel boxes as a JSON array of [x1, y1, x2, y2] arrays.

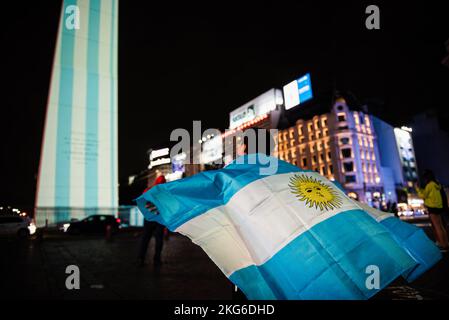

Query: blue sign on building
[[283, 73, 313, 110]]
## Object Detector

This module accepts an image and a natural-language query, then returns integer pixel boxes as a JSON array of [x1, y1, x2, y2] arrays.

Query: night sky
[[1, 1, 448, 207]]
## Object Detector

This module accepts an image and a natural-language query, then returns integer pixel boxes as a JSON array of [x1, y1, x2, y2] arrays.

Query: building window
[[348, 192, 358, 200], [322, 118, 328, 127], [329, 164, 333, 174], [319, 153, 324, 162], [322, 166, 327, 175], [323, 129, 328, 136], [308, 122, 313, 132], [340, 137, 350, 145], [312, 155, 317, 164], [298, 125, 303, 135], [302, 157, 307, 168], [361, 125, 366, 133], [341, 148, 352, 158], [345, 175, 356, 183], [343, 162, 354, 172], [299, 136, 305, 143], [327, 151, 331, 160], [338, 114, 346, 122], [354, 112, 360, 125], [365, 115, 370, 126]]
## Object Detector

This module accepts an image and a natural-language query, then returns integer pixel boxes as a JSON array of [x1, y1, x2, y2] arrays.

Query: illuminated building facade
[[275, 97, 384, 204]]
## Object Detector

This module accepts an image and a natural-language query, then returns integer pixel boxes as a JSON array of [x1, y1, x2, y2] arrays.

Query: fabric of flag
[[353, 201, 441, 282], [136, 154, 440, 299]]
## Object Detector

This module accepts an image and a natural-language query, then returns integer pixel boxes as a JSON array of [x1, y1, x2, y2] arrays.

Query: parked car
[[0, 215, 36, 238], [66, 215, 121, 235]]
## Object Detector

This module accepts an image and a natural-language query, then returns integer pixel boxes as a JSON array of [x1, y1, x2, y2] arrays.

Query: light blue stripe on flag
[[55, 0, 77, 207], [230, 210, 417, 300], [84, 0, 101, 207], [110, 0, 117, 207], [380, 217, 442, 282]]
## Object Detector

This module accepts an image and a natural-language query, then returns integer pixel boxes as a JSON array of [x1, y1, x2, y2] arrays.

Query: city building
[[275, 96, 384, 205], [222, 88, 284, 164], [372, 117, 425, 215]]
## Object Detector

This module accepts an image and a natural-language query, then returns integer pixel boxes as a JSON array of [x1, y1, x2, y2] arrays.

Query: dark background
[[1, 1, 448, 207]]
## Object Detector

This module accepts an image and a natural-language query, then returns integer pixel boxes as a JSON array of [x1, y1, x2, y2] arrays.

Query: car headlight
[[63, 223, 71, 232], [28, 223, 37, 235]]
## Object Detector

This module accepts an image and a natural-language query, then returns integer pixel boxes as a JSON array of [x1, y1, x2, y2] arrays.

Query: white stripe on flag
[[176, 172, 361, 277], [97, 0, 113, 207], [353, 200, 394, 222]]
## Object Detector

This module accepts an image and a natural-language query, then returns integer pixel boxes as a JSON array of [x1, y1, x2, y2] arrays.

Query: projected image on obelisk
[[36, 0, 118, 226]]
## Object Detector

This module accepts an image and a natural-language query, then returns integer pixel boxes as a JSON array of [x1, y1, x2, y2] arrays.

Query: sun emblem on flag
[[289, 174, 343, 211]]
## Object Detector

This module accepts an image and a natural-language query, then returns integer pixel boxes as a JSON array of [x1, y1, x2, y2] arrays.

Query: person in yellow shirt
[[416, 170, 448, 250]]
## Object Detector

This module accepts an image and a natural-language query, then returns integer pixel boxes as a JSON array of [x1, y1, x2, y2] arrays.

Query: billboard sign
[[148, 147, 171, 169], [283, 73, 313, 110], [229, 89, 283, 129]]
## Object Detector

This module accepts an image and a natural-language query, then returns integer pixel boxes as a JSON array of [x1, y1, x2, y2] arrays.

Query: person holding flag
[[138, 169, 166, 267]]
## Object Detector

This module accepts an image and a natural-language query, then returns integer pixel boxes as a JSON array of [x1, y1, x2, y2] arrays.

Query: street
[[1, 223, 448, 300]]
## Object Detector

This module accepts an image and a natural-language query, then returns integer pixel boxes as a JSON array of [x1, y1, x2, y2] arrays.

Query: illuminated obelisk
[[36, 0, 118, 226]]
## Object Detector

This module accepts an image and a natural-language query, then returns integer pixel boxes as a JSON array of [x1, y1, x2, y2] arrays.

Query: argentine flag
[[136, 154, 441, 299]]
